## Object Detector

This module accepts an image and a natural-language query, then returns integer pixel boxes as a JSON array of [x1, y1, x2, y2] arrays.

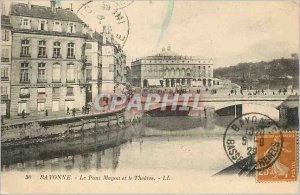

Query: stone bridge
[[140, 94, 298, 111]]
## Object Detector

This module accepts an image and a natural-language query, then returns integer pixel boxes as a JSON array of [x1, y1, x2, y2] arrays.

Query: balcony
[[1, 57, 9, 62], [20, 53, 31, 57], [1, 77, 9, 81], [20, 79, 30, 84], [20, 93, 30, 98], [53, 54, 62, 59], [66, 79, 75, 83], [52, 79, 61, 83], [37, 78, 47, 83], [1, 95, 8, 100], [38, 54, 48, 58]]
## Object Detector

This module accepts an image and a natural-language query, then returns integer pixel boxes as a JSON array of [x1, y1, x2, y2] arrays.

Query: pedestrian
[[273, 90, 275, 95], [67, 107, 70, 115], [45, 109, 48, 116], [82, 106, 85, 114], [22, 109, 25, 119], [72, 108, 76, 116]]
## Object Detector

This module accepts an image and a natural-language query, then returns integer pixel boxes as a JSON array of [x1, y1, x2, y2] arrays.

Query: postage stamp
[[256, 131, 298, 182]]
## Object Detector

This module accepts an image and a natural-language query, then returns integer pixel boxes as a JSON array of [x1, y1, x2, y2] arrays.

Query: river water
[[0, 115, 244, 175]]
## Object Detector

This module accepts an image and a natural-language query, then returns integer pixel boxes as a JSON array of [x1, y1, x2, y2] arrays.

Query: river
[[0, 115, 253, 175]]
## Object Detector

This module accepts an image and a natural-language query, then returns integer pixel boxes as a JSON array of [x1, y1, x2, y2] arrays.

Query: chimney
[[70, 3, 73, 11], [50, 0, 56, 13]]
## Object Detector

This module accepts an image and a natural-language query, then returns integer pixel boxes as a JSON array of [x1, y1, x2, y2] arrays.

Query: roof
[[1, 15, 12, 28], [86, 31, 103, 44], [11, 3, 84, 23]]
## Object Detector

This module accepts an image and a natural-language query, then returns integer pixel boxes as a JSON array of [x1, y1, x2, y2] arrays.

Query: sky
[[8, 0, 300, 68]]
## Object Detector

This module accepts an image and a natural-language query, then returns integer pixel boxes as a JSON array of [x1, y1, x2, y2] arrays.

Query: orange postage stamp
[[256, 131, 298, 182]]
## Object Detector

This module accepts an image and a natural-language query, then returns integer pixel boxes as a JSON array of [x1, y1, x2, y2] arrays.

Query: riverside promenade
[[1, 106, 132, 142]]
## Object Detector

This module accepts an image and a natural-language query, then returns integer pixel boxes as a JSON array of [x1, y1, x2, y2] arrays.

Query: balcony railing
[[53, 54, 62, 58], [1, 77, 9, 81], [66, 79, 75, 83], [37, 78, 47, 83], [52, 79, 61, 83], [20, 79, 30, 83], [20, 53, 31, 57], [67, 55, 75, 59], [66, 92, 74, 96], [1, 57, 9, 62], [38, 54, 48, 58], [20, 93, 30, 98], [52, 93, 60, 98], [1, 95, 8, 100]]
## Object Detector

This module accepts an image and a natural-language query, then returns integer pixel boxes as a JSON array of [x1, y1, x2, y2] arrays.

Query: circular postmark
[[77, 1, 130, 48], [223, 112, 283, 171], [104, 0, 134, 9]]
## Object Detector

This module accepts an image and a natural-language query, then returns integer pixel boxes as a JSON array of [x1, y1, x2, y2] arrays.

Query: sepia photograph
[[1, 0, 299, 194]]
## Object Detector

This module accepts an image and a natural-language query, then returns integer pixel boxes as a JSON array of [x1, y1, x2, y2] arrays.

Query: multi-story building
[[131, 46, 214, 88], [85, 30, 103, 103], [1, 11, 12, 117], [101, 26, 127, 93], [9, 1, 88, 116]]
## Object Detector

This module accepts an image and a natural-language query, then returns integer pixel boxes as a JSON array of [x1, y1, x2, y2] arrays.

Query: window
[[21, 18, 30, 29], [1, 67, 9, 80], [21, 40, 30, 57], [20, 88, 30, 98], [39, 20, 47, 31], [37, 102, 45, 112], [1, 86, 8, 95], [37, 87, 46, 94], [86, 55, 92, 64], [66, 87, 74, 96], [66, 64, 75, 82], [20, 88, 29, 95], [67, 23, 75, 33], [52, 87, 60, 97], [53, 21, 62, 32], [20, 63, 29, 82], [67, 43, 75, 58], [53, 42, 61, 58], [52, 63, 61, 82], [1, 48, 9, 62], [86, 43, 92, 49], [86, 69, 92, 81], [1, 30, 9, 41], [38, 41, 47, 57], [38, 63, 46, 82], [18, 102, 27, 114]]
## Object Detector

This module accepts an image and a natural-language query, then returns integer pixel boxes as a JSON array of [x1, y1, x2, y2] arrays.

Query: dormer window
[[21, 18, 30, 29], [67, 23, 76, 33], [39, 20, 47, 31], [53, 21, 62, 32]]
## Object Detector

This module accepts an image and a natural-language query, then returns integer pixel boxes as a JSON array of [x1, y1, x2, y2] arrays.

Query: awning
[[148, 79, 162, 86]]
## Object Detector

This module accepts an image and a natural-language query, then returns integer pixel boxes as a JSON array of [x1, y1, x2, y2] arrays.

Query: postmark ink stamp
[[223, 112, 283, 171], [77, 0, 130, 47]]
